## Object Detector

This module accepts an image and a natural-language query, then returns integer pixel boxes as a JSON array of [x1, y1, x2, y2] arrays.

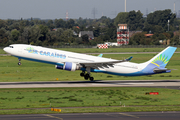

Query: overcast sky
[[0, 0, 179, 19]]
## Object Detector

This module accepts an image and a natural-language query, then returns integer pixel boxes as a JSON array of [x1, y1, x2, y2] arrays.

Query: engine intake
[[55, 62, 80, 71]]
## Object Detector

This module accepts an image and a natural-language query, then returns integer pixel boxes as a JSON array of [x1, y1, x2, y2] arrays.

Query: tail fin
[[98, 54, 103, 57], [143, 46, 177, 68]]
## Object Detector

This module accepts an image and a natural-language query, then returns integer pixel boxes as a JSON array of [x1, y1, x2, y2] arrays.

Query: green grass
[[0, 87, 180, 108], [1, 47, 180, 54], [0, 53, 180, 82], [0, 87, 180, 114], [1, 106, 180, 115], [0, 49, 6, 54]]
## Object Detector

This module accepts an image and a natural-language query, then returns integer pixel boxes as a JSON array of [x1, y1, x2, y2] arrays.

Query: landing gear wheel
[[18, 62, 21, 66], [84, 76, 89, 80], [90, 77, 94, 81], [84, 74, 90, 80], [80, 72, 85, 77]]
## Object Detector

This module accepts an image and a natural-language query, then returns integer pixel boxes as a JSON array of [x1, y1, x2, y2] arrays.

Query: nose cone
[[3, 47, 7, 52], [3, 47, 9, 53]]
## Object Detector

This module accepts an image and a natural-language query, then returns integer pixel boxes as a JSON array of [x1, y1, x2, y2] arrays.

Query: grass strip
[[0, 106, 180, 115], [0, 87, 180, 109]]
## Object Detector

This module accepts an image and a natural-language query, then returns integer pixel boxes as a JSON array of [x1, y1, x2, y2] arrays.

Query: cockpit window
[[9, 46, 13, 48]]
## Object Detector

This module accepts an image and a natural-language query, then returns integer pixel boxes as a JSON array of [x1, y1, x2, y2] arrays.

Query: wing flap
[[80, 60, 126, 69]]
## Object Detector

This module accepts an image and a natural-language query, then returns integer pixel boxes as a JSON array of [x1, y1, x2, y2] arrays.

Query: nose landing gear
[[18, 59, 21, 65]]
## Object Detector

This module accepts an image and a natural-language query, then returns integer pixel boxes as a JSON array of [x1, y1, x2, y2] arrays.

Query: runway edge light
[[51, 108, 61, 112]]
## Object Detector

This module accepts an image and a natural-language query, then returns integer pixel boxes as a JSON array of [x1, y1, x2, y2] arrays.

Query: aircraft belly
[[108, 65, 139, 73]]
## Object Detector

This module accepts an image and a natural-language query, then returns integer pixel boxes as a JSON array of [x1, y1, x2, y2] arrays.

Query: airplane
[[3, 44, 177, 81]]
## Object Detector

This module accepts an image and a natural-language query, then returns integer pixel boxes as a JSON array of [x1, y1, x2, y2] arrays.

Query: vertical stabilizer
[[143, 46, 177, 68]]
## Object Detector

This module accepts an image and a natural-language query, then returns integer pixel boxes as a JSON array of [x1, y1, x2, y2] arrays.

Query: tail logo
[[151, 54, 169, 67]]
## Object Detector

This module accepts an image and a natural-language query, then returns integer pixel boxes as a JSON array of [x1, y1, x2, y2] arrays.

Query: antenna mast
[[125, 0, 126, 12], [66, 11, 69, 21]]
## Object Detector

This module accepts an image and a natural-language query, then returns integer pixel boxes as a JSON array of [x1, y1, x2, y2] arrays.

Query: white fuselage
[[3, 44, 155, 76]]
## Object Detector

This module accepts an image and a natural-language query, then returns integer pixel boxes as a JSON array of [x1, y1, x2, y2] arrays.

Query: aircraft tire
[[18, 62, 21, 66], [90, 77, 94, 81], [80, 72, 85, 77], [84, 76, 89, 80], [84, 74, 89, 80]]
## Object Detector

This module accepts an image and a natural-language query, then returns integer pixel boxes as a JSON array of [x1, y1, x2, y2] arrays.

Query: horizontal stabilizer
[[153, 68, 171, 73]]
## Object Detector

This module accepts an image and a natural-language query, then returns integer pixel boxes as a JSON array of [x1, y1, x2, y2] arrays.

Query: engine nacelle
[[55, 62, 79, 71]]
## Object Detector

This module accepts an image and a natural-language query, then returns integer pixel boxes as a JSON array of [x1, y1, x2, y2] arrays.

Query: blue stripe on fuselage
[[14, 56, 169, 77], [81, 67, 155, 76]]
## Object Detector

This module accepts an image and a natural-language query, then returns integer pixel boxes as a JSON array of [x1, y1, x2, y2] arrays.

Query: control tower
[[117, 24, 129, 45]]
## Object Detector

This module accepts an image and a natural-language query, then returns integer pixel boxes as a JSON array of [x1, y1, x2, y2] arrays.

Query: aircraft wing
[[79, 60, 126, 69]]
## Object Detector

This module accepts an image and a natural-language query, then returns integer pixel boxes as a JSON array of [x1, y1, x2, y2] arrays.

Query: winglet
[[126, 56, 133, 61], [98, 54, 103, 57]]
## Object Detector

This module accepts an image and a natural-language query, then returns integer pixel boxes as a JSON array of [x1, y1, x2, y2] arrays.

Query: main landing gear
[[18, 59, 21, 65], [80, 71, 94, 81]]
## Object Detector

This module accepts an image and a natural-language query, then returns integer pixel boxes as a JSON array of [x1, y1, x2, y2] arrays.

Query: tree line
[[0, 9, 180, 47]]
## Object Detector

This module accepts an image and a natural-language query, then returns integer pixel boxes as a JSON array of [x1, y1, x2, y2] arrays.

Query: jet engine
[[55, 62, 80, 71]]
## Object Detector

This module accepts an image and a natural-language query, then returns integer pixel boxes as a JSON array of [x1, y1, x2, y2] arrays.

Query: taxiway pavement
[[0, 111, 180, 120]]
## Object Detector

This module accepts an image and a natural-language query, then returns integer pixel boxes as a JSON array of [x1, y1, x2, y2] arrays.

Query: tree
[[54, 19, 65, 28], [66, 19, 75, 28], [158, 33, 166, 40], [127, 10, 144, 30], [10, 29, 20, 42], [147, 9, 176, 29], [171, 31, 180, 45], [171, 35, 180, 45], [73, 37, 83, 45], [93, 27, 100, 37], [0, 19, 7, 29], [114, 12, 128, 26], [81, 34, 89, 44], [129, 32, 146, 45], [22, 27, 31, 44], [0, 28, 8, 46], [47, 20, 55, 30], [60, 29, 73, 43], [38, 25, 49, 42], [114, 11, 144, 30], [106, 23, 117, 40], [28, 25, 41, 45]]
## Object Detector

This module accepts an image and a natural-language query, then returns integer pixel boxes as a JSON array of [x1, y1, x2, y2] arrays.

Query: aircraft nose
[[3, 47, 9, 53], [3, 47, 6, 51]]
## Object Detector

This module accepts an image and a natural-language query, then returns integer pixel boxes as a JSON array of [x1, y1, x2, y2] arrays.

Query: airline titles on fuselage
[[26, 47, 66, 59]]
